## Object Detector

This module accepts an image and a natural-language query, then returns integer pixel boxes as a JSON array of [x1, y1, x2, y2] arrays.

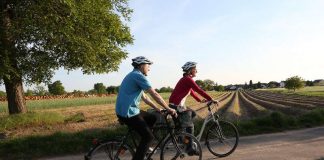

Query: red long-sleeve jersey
[[169, 75, 212, 106]]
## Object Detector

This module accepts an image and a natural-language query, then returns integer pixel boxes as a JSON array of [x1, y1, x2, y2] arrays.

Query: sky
[[1, 0, 324, 92]]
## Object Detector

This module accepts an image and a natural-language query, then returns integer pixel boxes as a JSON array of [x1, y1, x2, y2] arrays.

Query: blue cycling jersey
[[115, 69, 152, 118]]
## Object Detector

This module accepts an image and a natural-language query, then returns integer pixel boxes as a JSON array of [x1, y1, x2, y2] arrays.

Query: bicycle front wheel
[[160, 132, 202, 160], [85, 140, 134, 160], [206, 120, 239, 157]]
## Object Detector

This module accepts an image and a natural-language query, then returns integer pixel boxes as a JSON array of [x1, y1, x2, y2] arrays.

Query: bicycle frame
[[195, 102, 220, 141], [116, 111, 184, 159]]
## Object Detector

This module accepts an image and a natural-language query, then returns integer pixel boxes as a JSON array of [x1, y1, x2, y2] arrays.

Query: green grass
[[0, 112, 65, 132], [235, 108, 324, 136], [0, 112, 90, 132], [258, 86, 324, 97], [0, 96, 117, 113], [64, 112, 86, 123]]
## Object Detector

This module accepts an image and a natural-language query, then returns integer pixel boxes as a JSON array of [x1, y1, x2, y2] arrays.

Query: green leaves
[[48, 80, 65, 95], [1, 0, 133, 84], [285, 76, 304, 91]]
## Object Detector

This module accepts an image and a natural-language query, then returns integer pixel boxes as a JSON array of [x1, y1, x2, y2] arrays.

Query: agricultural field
[[1, 88, 324, 139], [216, 90, 324, 120]]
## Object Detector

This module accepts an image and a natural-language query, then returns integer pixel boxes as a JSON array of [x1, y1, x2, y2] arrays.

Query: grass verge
[[0, 112, 65, 132], [235, 108, 324, 136], [0, 126, 127, 160], [1, 108, 324, 159]]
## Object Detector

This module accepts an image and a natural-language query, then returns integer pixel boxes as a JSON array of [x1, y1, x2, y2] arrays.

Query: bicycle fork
[[169, 134, 187, 159]]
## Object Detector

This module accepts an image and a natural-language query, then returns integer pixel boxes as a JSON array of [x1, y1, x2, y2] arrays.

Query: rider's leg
[[182, 111, 199, 155], [119, 113, 155, 160]]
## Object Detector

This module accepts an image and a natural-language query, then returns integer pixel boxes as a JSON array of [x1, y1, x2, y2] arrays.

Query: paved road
[[43, 126, 324, 160]]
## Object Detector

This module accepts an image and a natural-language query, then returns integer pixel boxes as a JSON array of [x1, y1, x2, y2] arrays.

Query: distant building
[[225, 85, 237, 91], [314, 79, 324, 86], [279, 81, 285, 88], [229, 86, 237, 90]]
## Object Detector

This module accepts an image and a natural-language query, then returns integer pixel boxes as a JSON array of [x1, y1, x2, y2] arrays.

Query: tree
[[106, 86, 118, 94], [158, 86, 173, 93], [249, 80, 253, 89], [195, 80, 205, 90], [257, 81, 262, 89], [285, 76, 304, 91], [244, 82, 248, 89], [203, 79, 215, 91], [94, 83, 107, 94], [48, 80, 65, 95], [72, 90, 85, 96], [305, 80, 314, 86], [0, 1, 133, 114], [25, 89, 33, 96], [268, 81, 279, 88], [33, 85, 47, 96], [87, 89, 97, 95], [214, 85, 224, 91]]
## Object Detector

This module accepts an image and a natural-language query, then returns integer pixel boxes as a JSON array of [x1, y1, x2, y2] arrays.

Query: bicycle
[[84, 110, 203, 160], [194, 101, 239, 157]]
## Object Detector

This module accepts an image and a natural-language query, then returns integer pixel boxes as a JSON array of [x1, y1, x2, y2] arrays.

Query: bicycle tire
[[205, 120, 239, 157], [160, 132, 202, 160], [85, 139, 135, 160]]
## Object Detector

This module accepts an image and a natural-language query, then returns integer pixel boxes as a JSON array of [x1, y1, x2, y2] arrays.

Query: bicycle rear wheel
[[160, 132, 202, 160], [85, 140, 134, 160], [205, 120, 239, 157]]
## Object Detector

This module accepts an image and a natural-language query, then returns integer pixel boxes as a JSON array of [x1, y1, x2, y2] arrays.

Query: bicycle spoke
[[87, 141, 134, 160], [104, 144, 114, 160], [206, 121, 239, 157]]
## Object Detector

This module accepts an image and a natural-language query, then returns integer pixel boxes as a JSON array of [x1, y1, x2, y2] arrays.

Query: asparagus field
[[201, 90, 324, 121]]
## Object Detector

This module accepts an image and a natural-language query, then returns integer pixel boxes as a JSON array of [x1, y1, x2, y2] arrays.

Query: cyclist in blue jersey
[[115, 56, 177, 160]]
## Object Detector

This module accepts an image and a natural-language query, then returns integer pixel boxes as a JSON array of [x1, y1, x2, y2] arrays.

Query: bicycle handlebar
[[207, 100, 218, 106], [206, 100, 219, 111]]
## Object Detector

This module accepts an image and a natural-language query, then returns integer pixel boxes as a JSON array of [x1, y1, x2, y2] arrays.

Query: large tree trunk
[[1, 1, 27, 114], [4, 77, 27, 114]]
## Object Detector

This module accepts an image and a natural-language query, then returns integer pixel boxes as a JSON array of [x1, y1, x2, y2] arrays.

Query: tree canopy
[[94, 83, 107, 94], [1, 0, 133, 114], [156, 86, 173, 93], [285, 76, 304, 91], [195, 79, 217, 91], [106, 85, 119, 94], [48, 80, 65, 95]]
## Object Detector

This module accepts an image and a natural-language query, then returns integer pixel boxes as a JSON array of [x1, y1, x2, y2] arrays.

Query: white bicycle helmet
[[182, 61, 197, 72], [131, 56, 153, 66]]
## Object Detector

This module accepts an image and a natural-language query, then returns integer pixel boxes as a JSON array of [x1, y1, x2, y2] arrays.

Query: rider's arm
[[146, 88, 177, 115], [190, 89, 202, 102], [186, 78, 213, 101], [141, 92, 161, 112]]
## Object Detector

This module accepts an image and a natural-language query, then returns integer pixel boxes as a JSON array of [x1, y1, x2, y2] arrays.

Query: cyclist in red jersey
[[169, 61, 219, 155]]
